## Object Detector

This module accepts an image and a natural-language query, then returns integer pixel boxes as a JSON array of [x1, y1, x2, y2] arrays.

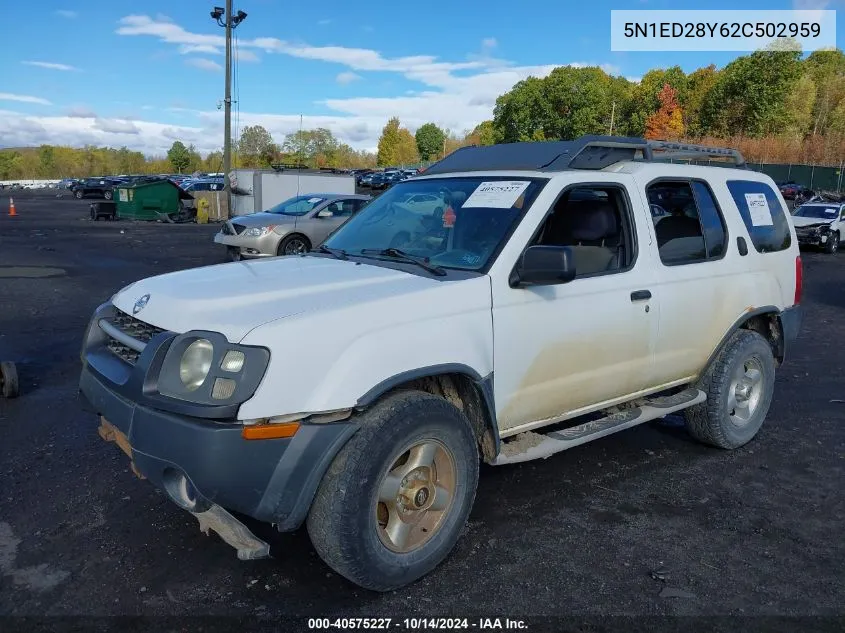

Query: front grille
[[101, 310, 165, 365]]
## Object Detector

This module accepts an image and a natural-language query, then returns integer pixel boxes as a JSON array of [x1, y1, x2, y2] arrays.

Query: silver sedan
[[214, 194, 372, 260]]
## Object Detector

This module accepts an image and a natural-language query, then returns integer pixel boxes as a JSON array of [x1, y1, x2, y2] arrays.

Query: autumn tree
[[644, 84, 685, 140], [465, 120, 498, 146], [415, 123, 446, 160], [166, 141, 191, 173], [377, 117, 418, 165]]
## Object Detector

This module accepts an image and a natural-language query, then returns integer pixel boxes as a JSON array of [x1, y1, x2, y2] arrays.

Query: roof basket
[[646, 140, 746, 168], [421, 135, 746, 175]]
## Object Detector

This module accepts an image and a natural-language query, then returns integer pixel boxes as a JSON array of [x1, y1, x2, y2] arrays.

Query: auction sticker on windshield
[[463, 181, 530, 208]]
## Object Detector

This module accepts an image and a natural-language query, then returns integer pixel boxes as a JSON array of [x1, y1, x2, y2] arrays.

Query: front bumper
[[79, 306, 357, 530], [214, 231, 278, 257], [796, 231, 829, 246]]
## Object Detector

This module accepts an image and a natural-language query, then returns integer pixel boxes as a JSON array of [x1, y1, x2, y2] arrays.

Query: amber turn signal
[[242, 421, 300, 440]]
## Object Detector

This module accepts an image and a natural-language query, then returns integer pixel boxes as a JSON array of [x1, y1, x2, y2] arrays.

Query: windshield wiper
[[314, 245, 348, 260], [359, 248, 446, 276]]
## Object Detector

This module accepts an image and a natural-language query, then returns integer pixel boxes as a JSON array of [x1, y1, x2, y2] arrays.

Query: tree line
[[3, 48, 845, 180]]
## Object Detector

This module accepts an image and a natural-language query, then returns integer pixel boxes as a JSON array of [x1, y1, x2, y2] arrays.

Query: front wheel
[[307, 391, 479, 591], [684, 330, 775, 449], [277, 234, 310, 256], [74, 190, 83, 199], [825, 232, 839, 254], [103, 190, 113, 201]]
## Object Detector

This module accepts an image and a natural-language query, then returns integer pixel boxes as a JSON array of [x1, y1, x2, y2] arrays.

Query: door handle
[[630, 290, 652, 301]]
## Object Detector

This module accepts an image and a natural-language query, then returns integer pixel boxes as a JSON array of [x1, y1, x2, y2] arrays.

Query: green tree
[[493, 76, 554, 142], [784, 74, 817, 137], [466, 120, 498, 146], [238, 125, 275, 167], [699, 50, 802, 137], [166, 141, 191, 173], [38, 145, 56, 177], [805, 49, 845, 135], [684, 65, 719, 136], [204, 150, 224, 172], [0, 151, 22, 179], [415, 123, 446, 160]]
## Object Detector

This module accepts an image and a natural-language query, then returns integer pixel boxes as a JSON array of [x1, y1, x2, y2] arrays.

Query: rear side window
[[726, 180, 792, 253]]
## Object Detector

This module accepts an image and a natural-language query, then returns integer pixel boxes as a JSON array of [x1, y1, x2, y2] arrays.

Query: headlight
[[156, 332, 270, 406], [818, 224, 831, 234], [243, 226, 275, 237], [179, 338, 214, 391]]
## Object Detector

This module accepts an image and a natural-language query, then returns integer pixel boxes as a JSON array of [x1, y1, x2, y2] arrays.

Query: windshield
[[323, 177, 545, 271], [267, 195, 326, 216], [793, 205, 839, 219]]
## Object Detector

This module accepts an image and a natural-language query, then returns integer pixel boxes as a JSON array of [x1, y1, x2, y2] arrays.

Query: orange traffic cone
[[8, 198, 16, 217]]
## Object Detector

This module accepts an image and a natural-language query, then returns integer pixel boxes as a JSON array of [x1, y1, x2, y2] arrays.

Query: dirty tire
[[278, 234, 310, 256], [74, 190, 83, 199], [103, 190, 113, 201], [684, 329, 775, 449], [0, 362, 20, 399], [306, 390, 479, 591], [825, 232, 839, 254]]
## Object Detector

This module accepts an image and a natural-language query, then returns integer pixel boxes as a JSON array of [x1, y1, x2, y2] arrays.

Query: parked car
[[57, 179, 79, 189], [71, 177, 122, 200], [369, 173, 390, 190], [80, 135, 802, 592], [779, 182, 813, 200], [792, 202, 845, 254], [213, 193, 372, 260], [182, 179, 224, 193]]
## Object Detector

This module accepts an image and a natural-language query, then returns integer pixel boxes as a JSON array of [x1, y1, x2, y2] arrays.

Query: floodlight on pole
[[209, 2, 247, 213]]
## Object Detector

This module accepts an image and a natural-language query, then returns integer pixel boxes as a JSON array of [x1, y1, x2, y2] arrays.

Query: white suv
[[80, 136, 803, 591]]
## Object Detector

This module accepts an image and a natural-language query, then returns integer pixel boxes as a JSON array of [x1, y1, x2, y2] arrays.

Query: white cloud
[[22, 61, 80, 72], [67, 107, 97, 118], [0, 93, 52, 105], [92, 119, 141, 134], [178, 44, 220, 55], [185, 58, 223, 72], [56, 9, 77, 18], [336, 71, 362, 85], [318, 19, 332, 25], [236, 49, 260, 63]]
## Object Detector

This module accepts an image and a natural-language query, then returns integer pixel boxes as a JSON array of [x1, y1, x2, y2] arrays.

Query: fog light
[[221, 350, 245, 372], [212, 377, 237, 399]]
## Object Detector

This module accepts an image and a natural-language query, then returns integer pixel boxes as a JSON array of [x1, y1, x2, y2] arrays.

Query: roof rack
[[421, 135, 746, 175], [646, 140, 746, 168]]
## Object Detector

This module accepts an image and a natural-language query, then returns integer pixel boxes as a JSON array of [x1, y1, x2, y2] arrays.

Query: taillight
[[794, 255, 803, 304]]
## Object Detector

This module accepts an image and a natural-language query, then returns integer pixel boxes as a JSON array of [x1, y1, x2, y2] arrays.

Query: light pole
[[210, 3, 247, 207]]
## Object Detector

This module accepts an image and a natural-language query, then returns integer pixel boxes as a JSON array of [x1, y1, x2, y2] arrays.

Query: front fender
[[236, 276, 493, 420]]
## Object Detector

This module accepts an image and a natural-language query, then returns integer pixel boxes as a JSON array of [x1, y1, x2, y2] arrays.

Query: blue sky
[[0, 0, 841, 155]]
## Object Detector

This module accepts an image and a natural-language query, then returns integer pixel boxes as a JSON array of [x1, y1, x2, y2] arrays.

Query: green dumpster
[[115, 179, 193, 221]]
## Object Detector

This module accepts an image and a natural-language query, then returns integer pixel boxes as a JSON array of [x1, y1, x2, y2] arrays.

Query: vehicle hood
[[792, 216, 837, 228], [111, 256, 449, 342], [230, 212, 298, 228]]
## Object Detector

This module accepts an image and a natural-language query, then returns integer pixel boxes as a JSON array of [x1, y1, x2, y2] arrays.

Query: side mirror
[[317, 209, 334, 218], [512, 245, 576, 287]]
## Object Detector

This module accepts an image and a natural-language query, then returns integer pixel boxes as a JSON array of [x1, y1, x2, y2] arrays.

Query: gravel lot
[[0, 189, 843, 627]]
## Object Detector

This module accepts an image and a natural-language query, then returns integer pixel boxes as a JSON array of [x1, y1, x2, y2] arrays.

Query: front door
[[491, 181, 659, 433]]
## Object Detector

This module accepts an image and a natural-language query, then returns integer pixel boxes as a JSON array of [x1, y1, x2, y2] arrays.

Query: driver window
[[531, 186, 633, 277]]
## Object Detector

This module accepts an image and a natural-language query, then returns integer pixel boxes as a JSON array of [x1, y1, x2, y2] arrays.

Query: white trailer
[[230, 169, 355, 216]]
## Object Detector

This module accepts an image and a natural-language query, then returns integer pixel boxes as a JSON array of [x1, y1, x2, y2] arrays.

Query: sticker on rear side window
[[308, 197, 323, 203], [745, 193, 773, 227], [463, 181, 530, 209]]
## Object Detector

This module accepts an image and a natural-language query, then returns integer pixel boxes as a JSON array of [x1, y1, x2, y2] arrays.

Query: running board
[[492, 388, 706, 466]]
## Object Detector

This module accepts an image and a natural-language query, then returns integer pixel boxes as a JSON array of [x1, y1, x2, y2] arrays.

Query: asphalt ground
[[0, 189, 843, 630]]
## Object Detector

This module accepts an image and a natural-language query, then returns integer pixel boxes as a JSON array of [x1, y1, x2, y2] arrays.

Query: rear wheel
[[278, 234, 310, 256], [684, 330, 775, 449], [307, 391, 479, 591], [825, 231, 839, 254]]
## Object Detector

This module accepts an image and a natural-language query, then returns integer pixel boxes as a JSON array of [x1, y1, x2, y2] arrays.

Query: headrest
[[450, 191, 467, 208], [568, 201, 618, 241]]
